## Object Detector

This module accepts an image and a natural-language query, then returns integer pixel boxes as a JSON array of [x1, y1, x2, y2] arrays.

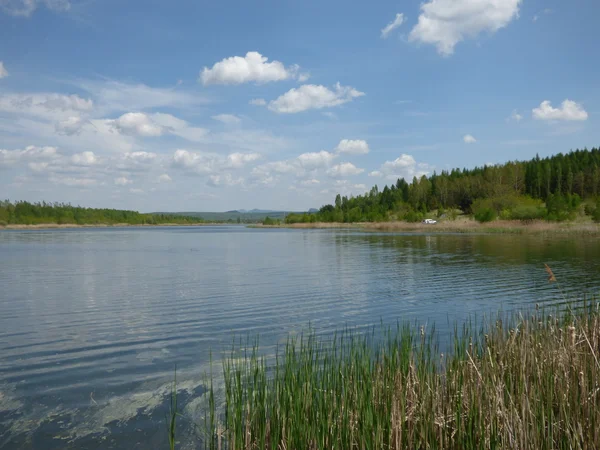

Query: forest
[[285, 147, 600, 224], [0, 201, 203, 226]]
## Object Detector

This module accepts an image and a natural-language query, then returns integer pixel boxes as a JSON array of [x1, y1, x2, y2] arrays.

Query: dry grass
[[198, 266, 600, 449], [256, 220, 600, 235], [203, 302, 600, 450]]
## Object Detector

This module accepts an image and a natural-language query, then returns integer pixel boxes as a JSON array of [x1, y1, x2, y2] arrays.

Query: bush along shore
[[191, 269, 600, 450]]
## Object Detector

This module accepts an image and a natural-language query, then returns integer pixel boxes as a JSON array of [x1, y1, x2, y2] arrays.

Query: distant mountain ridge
[[225, 209, 281, 214]]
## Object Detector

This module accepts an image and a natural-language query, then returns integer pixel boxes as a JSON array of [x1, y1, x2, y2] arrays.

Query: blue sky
[[0, 0, 598, 212]]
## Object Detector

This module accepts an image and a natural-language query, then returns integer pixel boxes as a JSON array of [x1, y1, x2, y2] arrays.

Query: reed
[[190, 271, 600, 449]]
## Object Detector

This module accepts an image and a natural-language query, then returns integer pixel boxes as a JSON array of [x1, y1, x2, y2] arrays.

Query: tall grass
[[185, 267, 600, 449]]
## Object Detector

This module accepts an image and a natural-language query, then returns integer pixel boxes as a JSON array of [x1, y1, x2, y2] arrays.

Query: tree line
[[0, 201, 204, 226], [285, 147, 600, 224]]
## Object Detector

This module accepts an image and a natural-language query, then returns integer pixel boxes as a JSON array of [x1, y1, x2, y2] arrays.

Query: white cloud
[[111, 112, 164, 137], [0, 0, 70, 17], [322, 112, 337, 119], [298, 73, 311, 83], [227, 152, 260, 168], [114, 176, 133, 186], [212, 114, 241, 124], [463, 134, 477, 144], [381, 13, 405, 38], [157, 173, 172, 183], [509, 110, 523, 122], [129, 188, 145, 194], [335, 139, 370, 155], [0, 145, 58, 166], [297, 151, 336, 170], [373, 154, 431, 181], [532, 100, 588, 121], [0, 93, 93, 119], [0, 61, 8, 79], [79, 80, 208, 114], [249, 98, 267, 106], [149, 112, 209, 142], [409, 0, 521, 56], [50, 176, 96, 187], [55, 116, 85, 135], [207, 173, 244, 187], [301, 179, 320, 186], [327, 162, 364, 177], [71, 151, 97, 166], [201, 51, 299, 85], [268, 83, 365, 114]]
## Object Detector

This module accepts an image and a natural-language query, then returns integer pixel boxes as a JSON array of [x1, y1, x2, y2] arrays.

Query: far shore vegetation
[[0, 200, 204, 227], [187, 267, 600, 449], [275, 148, 600, 228]]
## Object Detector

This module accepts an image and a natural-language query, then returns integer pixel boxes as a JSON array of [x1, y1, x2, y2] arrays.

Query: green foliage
[[593, 200, 600, 223], [301, 147, 600, 224], [262, 216, 280, 226], [0, 200, 203, 226], [474, 208, 496, 223], [545, 194, 580, 222], [207, 305, 600, 449]]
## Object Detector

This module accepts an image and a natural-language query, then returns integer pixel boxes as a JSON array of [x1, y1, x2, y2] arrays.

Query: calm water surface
[[1, 226, 599, 449]]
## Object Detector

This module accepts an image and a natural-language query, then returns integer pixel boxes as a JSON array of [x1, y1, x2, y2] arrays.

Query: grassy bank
[[199, 295, 600, 448], [253, 219, 600, 235]]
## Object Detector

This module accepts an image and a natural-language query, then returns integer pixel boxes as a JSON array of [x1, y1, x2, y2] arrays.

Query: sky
[[0, 0, 598, 212]]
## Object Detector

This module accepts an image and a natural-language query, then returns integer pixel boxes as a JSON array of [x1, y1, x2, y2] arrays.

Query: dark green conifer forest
[[285, 147, 600, 224]]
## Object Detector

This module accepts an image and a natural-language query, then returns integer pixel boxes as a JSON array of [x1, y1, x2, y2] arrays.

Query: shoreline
[[252, 219, 600, 234], [0, 222, 222, 230]]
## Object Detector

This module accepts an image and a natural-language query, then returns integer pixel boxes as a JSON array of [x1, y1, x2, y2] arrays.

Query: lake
[[1, 226, 599, 449]]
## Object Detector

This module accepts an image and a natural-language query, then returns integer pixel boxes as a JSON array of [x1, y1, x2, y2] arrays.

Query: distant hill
[[153, 210, 311, 223], [225, 209, 280, 214]]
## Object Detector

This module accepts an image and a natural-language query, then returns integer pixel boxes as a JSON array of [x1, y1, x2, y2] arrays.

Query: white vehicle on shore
[[422, 219, 437, 224]]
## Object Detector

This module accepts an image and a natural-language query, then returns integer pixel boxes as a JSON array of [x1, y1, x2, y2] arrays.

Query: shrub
[[403, 211, 423, 223], [474, 208, 496, 223]]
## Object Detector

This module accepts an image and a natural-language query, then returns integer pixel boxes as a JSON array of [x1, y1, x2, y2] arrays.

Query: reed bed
[[193, 267, 600, 449]]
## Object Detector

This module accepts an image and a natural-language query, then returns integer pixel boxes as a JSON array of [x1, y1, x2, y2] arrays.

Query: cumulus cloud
[[173, 149, 258, 176], [335, 139, 369, 155], [532, 100, 588, 121], [201, 51, 300, 85], [0, 145, 58, 166], [0, 61, 8, 78], [371, 154, 431, 181], [111, 112, 164, 137], [463, 134, 477, 144], [0, 0, 70, 17], [55, 116, 85, 135], [71, 151, 97, 166], [114, 176, 133, 186], [381, 13, 404, 38], [212, 114, 241, 124], [409, 0, 521, 56], [297, 151, 336, 170], [300, 179, 320, 186], [268, 83, 365, 114], [227, 152, 260, 168], [298, 73, 311, 83], [327, 162, 364, 177], [249, 98, 267, 106], [207, 173, 244, 187]]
